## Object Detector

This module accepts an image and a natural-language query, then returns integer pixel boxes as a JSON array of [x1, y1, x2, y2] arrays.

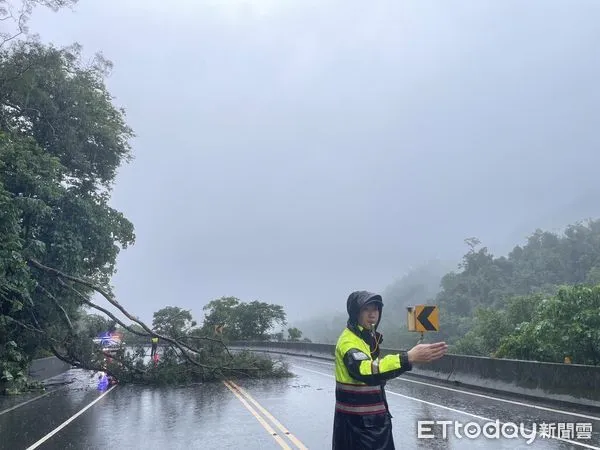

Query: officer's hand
[[407, 342, 448, 364]]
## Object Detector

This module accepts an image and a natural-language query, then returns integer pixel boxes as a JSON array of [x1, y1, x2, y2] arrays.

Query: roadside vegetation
[[296, 217, 600, 367], [0, 1, 297, 395], [377, 220, 600, 365]]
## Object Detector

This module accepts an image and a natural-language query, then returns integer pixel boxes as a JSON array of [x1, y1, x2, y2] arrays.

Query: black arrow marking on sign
[[417, 306, 437, 331]]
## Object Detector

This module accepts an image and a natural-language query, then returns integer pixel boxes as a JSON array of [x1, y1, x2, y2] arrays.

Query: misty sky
[[26, 0, 600, 325]]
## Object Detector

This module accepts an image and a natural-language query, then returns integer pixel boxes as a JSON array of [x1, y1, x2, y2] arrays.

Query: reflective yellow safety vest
[[151, 337, 158, 344], [334, 326, 410, 415]]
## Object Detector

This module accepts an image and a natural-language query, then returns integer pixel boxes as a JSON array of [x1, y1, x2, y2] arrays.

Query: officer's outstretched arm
[[342, 348, 412, 385]]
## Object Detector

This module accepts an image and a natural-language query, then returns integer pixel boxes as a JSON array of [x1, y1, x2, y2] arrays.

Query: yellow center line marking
[[227, 380, 309, 450], [223, 380, 292, 450]]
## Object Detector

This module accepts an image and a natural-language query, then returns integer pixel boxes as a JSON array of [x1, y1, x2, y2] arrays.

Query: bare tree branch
[[35, 284, 74, 331], [48, 344, 117, 378], [7, 308, 108, 376], [0, 0, 79, 49], [178, 335, 234, 361], [56, 277, 150, 338], [0, 9, 26, 48], [3, 314, 45, 334]]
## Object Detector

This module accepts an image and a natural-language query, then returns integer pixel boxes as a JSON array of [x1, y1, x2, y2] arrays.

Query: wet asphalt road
[[1, 354, 599, 449]]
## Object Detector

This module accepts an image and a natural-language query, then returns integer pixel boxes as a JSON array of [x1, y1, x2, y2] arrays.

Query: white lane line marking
[[25, 385, 117, 450], [287, 356, 600, 422], [397, 375, 600, 422], [292, 365, 600, 450], [0, 388, 61, 416]]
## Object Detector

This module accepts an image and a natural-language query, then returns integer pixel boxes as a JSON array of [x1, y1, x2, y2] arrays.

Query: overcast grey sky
[[27, 0, 600, 325]]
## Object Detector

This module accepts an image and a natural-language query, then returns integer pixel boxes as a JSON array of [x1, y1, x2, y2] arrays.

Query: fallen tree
[[1, 256, 292, 395], [3, 258, 293, 394], [0, 36, 290, 394], [27, 258, 291, 386]]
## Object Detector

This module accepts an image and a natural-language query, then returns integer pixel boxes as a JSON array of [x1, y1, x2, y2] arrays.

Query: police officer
[[150, 334, 159, 358], [332, 290, 448, 449]]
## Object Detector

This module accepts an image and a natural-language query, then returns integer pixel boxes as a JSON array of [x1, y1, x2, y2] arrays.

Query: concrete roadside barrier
[[231, 341, 600, 409]]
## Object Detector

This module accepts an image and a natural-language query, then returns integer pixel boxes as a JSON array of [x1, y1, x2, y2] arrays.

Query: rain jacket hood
[[346, 290, 384, 329]]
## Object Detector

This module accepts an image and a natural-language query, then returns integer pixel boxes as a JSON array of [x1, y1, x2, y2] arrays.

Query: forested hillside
[[440, 219, 600, 364], [298, 218, 600, 366]]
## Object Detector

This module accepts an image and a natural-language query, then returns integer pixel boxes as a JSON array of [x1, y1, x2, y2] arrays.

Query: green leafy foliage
[[0, 11, 301, 392], [431, 220, 600, 345], [452, 294, 543, 357], [110, 346, 291, 386], [0, 340, 43, 394], [152, 306, 196, 338], [0, 40, 133, 191], [437, 219, 600, 363], [494, 285, 600, 364], [0, 37, 135, 392], [201, 296, 287, 341], [287, 327, 302, 341], [298, 218, 600, 363], [86, 302, 294, 385], [74, 300, 296, 386]]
